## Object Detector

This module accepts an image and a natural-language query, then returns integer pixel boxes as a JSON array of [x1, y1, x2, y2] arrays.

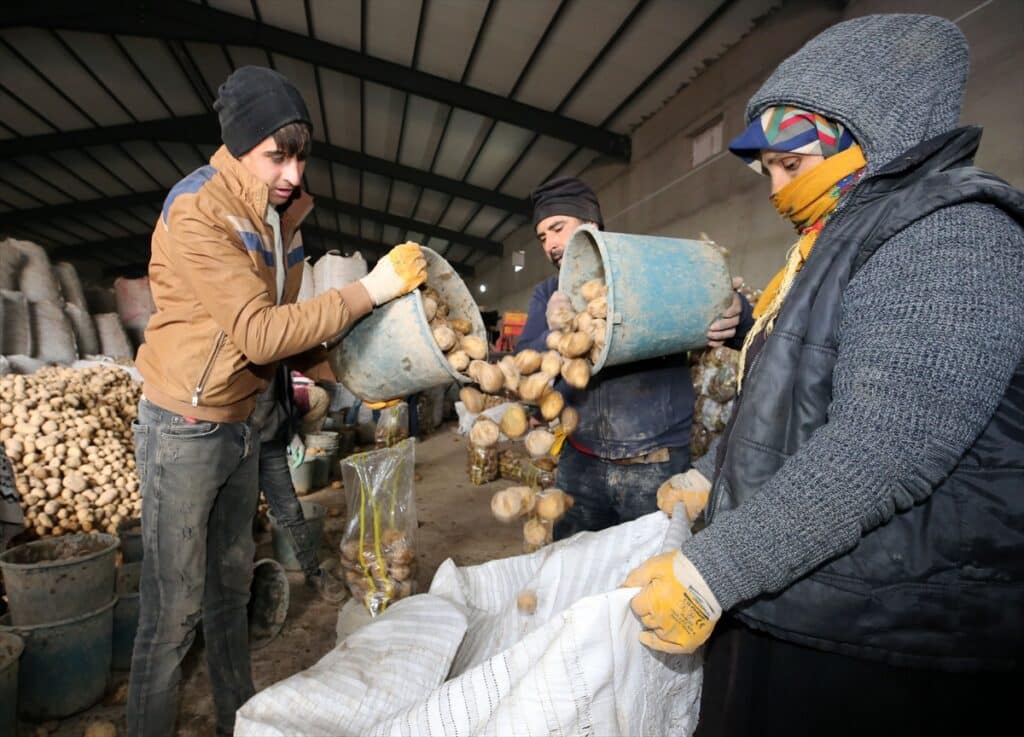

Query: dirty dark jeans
[[259, 438, 319, 579], [127, 399, 259, 737], [553, 443, 689, 540]]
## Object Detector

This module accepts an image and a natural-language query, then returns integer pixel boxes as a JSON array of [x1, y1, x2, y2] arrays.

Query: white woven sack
[[65, 303, 100, 356], [0, 240, 26, 291], [8, 238, 62, 303], [1, 289, 33, 356], [114, 276, 155, 347], [94, 312, 134, 360], [30, 300, 77, 364], [297, 259, 315, 302], [53, 262, 89, 311], [235, 512, 702, 737], [313, 250, 368, 296]]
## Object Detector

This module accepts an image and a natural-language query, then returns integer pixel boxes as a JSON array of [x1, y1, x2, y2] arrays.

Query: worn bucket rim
[[0, 630, 25, 664], [559, 224, 614, 373], [0, 595, 119, 633], [0, 532, 119, 571]]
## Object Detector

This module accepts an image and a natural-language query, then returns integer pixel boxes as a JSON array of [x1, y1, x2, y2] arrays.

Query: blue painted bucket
[[559, 226, 734, 372], [328, 247, 486, 403], [0, 597, 116, 720]]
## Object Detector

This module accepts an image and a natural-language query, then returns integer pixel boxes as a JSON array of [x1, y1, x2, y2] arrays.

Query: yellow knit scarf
[[738, 145, 867, 386]]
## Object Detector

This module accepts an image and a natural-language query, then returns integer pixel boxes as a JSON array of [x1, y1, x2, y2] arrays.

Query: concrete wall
[[475, 0, 1023, 314]]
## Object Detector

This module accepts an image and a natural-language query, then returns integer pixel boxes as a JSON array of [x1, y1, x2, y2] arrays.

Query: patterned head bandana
[[728, 106, 855, 174]]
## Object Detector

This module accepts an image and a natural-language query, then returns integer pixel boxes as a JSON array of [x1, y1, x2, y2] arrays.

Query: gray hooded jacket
[[682, 14, 1024, 670]]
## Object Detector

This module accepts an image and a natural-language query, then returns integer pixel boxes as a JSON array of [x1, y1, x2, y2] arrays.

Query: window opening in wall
[[691, 118, 724, 167], [513, 250, 525, 272]]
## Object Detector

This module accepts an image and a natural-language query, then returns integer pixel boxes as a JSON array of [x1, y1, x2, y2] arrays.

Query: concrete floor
[[17, 422, 523, 737]]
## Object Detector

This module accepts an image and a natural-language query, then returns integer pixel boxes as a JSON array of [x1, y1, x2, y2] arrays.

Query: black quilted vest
[[708, 127, 1024, 671]]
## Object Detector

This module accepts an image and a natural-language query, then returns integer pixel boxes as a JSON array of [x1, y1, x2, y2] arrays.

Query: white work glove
[[545, 290, 575, 332], [359, 242, 428, 306]]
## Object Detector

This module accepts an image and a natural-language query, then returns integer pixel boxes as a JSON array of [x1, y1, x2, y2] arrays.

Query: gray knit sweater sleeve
[[682, 203, 1024, 610]]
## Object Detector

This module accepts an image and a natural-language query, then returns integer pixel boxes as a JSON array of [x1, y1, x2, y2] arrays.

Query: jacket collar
[[211, 145, 271, 217], [210, 145, 315, 234]]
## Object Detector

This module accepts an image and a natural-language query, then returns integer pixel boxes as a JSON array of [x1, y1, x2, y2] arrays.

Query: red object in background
[[291, 371, 313, 414], [495, 311, 528, 351]]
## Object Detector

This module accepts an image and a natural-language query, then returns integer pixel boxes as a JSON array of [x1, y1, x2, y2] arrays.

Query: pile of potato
[[0, 365, 141, 538], [490, 485, 574, 552], [340, 528, 416, 614], [421, 286, 488, 375], [689, 347, 739, 459]]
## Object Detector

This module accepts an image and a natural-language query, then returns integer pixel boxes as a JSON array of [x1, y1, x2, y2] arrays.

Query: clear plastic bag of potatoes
[[374, 401, 410, 448], [339, 438, 417, 616]]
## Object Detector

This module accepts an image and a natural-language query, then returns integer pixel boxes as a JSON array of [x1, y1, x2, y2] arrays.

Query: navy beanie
[[530, 176, 604, 229], [214, 66, 312, 157]]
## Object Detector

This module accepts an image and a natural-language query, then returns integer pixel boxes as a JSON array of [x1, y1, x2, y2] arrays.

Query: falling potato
[[500, 404, 529, 439]]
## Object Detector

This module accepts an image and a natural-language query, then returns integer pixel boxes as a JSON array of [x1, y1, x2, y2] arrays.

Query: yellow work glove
[[359, 242, 428, 306], [656, 469, 711, 524], [622, 550, 721, 654], [364, 398, 402, 410]]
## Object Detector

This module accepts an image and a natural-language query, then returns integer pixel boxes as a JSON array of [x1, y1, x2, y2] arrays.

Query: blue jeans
[[553, 443, 689, 540], [259, 438, 319, 579], [127, 399, 259, 737]]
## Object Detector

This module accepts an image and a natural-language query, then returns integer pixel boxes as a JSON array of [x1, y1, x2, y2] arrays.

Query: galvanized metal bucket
[[559, 226, 733, 372], [248, 559, 290, 650], [328, 247, 486, 402], [0, 533, 118, 626], [0, 597, 116, 720]]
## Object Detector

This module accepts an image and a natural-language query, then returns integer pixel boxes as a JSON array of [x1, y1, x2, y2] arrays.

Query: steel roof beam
[[9, 190, 502, 257], [0, 116, 530, 216], [4, 0, 630, 160]]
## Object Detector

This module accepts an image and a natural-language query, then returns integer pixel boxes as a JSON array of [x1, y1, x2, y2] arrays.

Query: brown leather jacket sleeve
[[289, 345, 337, 382], [166, 212, 373, 365]]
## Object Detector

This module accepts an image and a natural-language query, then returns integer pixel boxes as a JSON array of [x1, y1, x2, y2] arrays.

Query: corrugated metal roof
[[0, 0, 780, 278]]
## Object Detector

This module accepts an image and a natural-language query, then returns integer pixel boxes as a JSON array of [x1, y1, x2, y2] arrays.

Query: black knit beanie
[[530, 176, 604, 229], [214, 66, 312, 157]]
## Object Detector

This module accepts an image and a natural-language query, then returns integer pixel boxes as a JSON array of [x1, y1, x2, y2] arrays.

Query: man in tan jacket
[[127, 66, 426, 737]]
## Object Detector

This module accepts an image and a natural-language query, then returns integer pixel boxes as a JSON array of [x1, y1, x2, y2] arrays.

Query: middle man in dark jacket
[[516, 176, 753, 538]]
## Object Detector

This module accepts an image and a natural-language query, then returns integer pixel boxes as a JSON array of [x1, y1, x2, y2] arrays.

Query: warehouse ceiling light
[[513, 250, 525, 273], [479, 284, 488, 294]]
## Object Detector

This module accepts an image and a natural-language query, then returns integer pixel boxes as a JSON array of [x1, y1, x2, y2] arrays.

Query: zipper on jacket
[[192, 331, 226, 407]]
